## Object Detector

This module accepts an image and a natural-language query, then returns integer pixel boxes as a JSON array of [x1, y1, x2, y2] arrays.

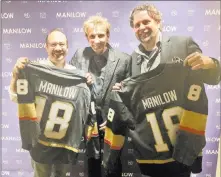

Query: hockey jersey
[[103, 56, 208, 173], [17, 62, 91, 155], [85, 104, 100, 159]]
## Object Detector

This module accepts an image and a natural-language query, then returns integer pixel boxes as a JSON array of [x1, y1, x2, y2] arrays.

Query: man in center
[[70, 15, 131, 177]]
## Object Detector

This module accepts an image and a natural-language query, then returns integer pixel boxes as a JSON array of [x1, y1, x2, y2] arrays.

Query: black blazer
[[70, 45, 131, 117], [131, 36, 220, 85]]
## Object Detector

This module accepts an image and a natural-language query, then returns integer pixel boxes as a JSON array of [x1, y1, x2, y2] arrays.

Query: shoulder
[[167, 35, 191, 43], [71, 47, 92, 63], [110, 47, 131, 61], [130, 50, 139, 59], [75, 47, 93, 56], [168, 36, 199, 49]]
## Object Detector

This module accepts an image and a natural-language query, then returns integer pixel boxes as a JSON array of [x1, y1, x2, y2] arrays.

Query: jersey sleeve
[[85, 101, 100, 159], [17, 68, 39, 150], [17, 68, 35, 103], [103, 91, 134, 173], [173, 68, 208, 166]]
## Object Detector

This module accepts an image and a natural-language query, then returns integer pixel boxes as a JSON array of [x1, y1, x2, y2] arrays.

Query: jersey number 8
[[17, 79, 74, 140]]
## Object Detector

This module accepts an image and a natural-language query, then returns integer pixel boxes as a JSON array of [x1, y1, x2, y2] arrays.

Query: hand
[[12, 57, 29, 79], [184, 52, 216, 70], [85, 72, 93, 85], [99, 121, 107, 131], [112, 82, 122, 91]]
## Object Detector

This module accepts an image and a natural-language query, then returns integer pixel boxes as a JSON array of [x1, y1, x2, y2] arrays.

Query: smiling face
[[46, 30, 68, 63], [86, 25, 109, 55], [132, 10, 160, 45]]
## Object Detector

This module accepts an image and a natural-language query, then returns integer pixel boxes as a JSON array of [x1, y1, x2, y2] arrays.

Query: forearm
[[9, 76, 18, 103], [201, 58, 221, 85]]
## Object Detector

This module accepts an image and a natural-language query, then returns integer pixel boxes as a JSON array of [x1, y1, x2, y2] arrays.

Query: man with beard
[[9, 29, 93, 177], [70, 15, 131, 177], [109, 3, 220, 177]]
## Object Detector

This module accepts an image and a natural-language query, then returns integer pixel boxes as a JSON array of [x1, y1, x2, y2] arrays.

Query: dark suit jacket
[[131, 36, 220, 85], [70, 45, 131, 118]]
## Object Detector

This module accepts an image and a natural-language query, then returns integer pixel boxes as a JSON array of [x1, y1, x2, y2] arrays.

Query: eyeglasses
[[48, 42, 67, 48]]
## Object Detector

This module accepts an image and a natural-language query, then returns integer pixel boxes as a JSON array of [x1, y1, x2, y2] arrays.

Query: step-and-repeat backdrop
[[1, 1, 220, 177]]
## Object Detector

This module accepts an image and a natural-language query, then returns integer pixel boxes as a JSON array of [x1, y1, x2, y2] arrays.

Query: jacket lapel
[[160, 36, 171, 64], [81, 47, 93, 72], [82, 56, 90, 72], [101, 48, 119, 98], [131, 52, 142, 76], [132, 36, 171, 76]]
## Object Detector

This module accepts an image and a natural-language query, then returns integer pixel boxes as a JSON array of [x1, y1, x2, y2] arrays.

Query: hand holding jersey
[[12, 57, 29, 78], [16, 62, 91, 160], [104, 55, 209, 177], [85, 72, 94, 85], [183, 51, 218, 70], [10, 57, 29, 95], [10, 29, 93, 177], [112, 51, 219, 91], [111, 41, 218, 93], [12, 57, 94, 86], [107, 3, 220, 177]]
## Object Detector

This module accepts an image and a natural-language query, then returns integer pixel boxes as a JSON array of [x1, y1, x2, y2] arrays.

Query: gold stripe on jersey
[[179, 109, 207, 135], [18, 103, 38, 121], [104, 127, 125, 150], [86, 122, 99, 140], [136, 158, 175, 164], [38, 139, 79, 153]]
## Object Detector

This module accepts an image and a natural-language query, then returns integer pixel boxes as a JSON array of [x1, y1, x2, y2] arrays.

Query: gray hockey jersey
[[17, 62, 91, 156], [103, 57, 208, 173]]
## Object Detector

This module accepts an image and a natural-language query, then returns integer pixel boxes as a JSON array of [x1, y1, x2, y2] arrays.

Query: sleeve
[[17, 69, 39, 150], [187, 37, 221, 85], [173, 68, 208, 166], [69, 49, 82, 69], [85, 101, 100, 159], [17, 68, 35, 103], [8, 88, 18, 103], [103, 91, 134, 173]]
